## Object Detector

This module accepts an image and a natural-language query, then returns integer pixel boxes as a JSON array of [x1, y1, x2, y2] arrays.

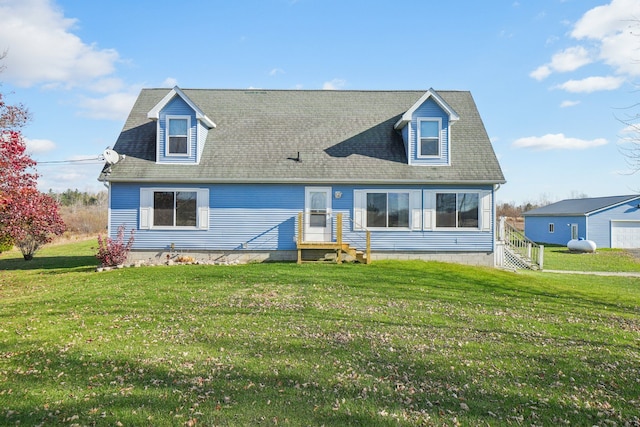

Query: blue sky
[[1, 0, 639, 205]]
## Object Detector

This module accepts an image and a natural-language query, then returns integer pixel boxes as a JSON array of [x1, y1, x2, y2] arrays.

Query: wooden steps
[[297, 242, 368, 264], [296, 212, 371, 264]]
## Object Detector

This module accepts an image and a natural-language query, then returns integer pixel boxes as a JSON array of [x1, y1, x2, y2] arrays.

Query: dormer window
[[394, 89, 458, 166], [148, 86, 216, 164], [418, 118, 441, 158], [167, 116, 190, 156]]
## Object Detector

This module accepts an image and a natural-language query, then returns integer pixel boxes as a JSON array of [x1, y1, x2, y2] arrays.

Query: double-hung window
[[418, 118, 441, 157], [435, 192, 479, 228], [167, 116, 189, 156]]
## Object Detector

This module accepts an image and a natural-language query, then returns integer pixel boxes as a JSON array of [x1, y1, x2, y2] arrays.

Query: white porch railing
[[496, 217, 543, 270]]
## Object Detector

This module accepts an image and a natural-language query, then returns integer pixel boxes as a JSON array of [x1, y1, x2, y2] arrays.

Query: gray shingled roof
[[523, 195, 640, 216], [100, 89, 505, 185]]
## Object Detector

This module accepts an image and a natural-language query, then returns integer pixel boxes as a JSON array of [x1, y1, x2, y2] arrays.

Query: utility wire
[[36, 157, 104, 165]]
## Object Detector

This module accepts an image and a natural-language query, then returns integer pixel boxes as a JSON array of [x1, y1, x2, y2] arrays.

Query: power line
[[36, 157, 103, 165]]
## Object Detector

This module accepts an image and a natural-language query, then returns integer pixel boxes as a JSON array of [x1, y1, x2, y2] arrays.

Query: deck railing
[[498, 217, 543, 270], [297, 212, 370, 264]]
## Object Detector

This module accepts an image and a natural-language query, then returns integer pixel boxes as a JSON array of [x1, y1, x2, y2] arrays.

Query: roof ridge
[[141, 87, 470, 94]]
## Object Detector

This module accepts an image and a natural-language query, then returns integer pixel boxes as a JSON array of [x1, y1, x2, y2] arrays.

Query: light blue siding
[[334, 185, 493, 252], [109, 183, 496, 254], [111, 184, 303, 251], [157, 97, 198, 164], [196, 121, 209, 162], [525, 216, 585, 246], [525, 200, 640, 248], [409, 98, 450, 166], [587, 201, 640, 248]]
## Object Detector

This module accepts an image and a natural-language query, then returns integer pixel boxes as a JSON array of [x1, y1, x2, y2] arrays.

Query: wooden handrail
[[296, 211, 371, 264]]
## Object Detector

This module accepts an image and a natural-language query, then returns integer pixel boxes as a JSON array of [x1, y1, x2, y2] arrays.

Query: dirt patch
[[625, 249, 640, 260]]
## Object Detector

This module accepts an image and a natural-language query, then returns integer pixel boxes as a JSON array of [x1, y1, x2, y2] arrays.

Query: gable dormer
[[394, 89, 459, 166], [147, 86, 215, 164]]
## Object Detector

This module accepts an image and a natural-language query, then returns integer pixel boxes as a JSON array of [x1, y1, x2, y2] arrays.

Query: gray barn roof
[[523, 195, 640, 217], [101, 88, 505, 185]]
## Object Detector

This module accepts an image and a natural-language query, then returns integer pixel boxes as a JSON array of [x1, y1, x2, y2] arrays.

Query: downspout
[[493, 183, 502, 268], [102, 180, 112, 236]]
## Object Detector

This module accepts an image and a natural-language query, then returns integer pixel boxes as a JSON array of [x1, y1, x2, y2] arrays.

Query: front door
[[304, 187, 332, 242]]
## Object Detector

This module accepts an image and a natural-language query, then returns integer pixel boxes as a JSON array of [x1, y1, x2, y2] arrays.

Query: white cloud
[[531, 0, 640, 83], [513, 133, 608, 150], [554, 76, 625, 93], [162, 77, 178, 87], [598, 29, 640, 77], [571, 0, 640, 40], [77, 90, 139, 121], [269, 68, 285, 76], [25, 137, 56, 154], [619, 124, 640, 135], [529, 46, 591, 81], [322, 78, 347, 90], [530, 65, 551, 81], [0, 0, 120, 88], [571, 0, 640, 77], [560, 100, 580, 108], [549, 46, 592, 72]]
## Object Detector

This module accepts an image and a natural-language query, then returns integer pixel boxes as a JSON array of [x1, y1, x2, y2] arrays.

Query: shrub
[[10, 190, 66, 260], [95, 225, 135, 267]]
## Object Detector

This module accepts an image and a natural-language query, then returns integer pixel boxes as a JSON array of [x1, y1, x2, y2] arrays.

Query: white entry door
[[304, 187, 332, 242], [570, 224, 579, 240]]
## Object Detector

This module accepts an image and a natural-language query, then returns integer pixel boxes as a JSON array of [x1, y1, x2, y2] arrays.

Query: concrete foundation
[[127, 249, 495, 267]]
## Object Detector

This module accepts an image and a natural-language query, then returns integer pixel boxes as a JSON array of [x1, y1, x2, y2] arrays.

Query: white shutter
[[410, 190, 422, 230], [423, 190, 435, 230], [481, 191, 492, 232], [139, 188, 153, 229], [197, 188, 210, 230], [353, 190, 365, 230]]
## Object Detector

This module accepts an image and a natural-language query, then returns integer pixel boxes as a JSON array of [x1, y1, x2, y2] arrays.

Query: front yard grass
[[1, 242, 639, 426], [542, 244, 640, 272]]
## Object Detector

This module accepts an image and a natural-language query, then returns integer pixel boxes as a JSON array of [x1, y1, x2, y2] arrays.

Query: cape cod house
[[99, 87, 506, 265], [523, 195, 640, 249]]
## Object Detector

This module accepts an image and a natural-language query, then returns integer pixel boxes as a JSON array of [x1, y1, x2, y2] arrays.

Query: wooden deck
[[296, 213, 370, 264]]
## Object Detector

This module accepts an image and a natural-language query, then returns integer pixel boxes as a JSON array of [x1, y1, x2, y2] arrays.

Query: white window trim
[[353, 190, 421, 231], [417, 118, 442, 159], [423, 190, 491, 232], [165, 115, 191, 157], [549, 223, 555, 233], [140, 187, 209, 230]]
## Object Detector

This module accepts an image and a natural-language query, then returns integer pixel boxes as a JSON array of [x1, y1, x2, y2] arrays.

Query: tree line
[[47, 189, 107, 207]]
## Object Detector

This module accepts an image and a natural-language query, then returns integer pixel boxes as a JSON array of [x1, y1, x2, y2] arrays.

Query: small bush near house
[[95, 225, 134, 267]]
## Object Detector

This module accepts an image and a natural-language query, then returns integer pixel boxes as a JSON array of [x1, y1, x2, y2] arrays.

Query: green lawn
[[542, 245, 640, 272], [1, 241, 639, 426]]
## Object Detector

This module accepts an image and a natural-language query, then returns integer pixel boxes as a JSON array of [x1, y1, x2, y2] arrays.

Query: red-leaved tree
[[8, 187, 66, 260], [0, 68, 66, 259]]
